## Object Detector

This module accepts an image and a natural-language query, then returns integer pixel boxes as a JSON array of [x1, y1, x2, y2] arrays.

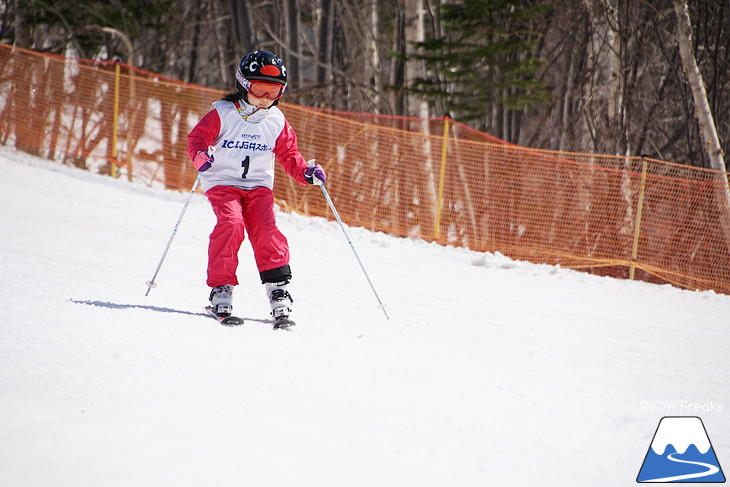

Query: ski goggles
[[246, 80, 285, 99]]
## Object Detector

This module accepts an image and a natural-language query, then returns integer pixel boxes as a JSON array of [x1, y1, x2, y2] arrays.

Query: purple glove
[[304, 160, 326, 185], [193, 148, 214, 172]]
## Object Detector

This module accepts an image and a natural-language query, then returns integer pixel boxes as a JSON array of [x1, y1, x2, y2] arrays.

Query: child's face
[[247, 93, 276, 110]]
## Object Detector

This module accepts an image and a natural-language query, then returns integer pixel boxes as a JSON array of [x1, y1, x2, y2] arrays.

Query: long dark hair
[[222, 91, 244, 102]]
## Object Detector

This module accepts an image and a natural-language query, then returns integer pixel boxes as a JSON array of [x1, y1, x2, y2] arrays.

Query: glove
[[193, 147, 215, 172], [304, 160, 326, 185]]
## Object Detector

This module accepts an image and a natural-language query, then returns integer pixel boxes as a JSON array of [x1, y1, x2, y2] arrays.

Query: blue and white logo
[[637, 416, 725, 483]]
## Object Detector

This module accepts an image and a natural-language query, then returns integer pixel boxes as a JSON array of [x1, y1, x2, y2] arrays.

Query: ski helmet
[[235, 50, 287, 96]]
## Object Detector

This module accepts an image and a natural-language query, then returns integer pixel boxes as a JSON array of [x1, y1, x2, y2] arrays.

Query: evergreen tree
[[17, 0, 174, 59], [411, 0, 550, 129]]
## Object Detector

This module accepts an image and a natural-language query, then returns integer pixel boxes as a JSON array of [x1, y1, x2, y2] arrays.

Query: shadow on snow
[[69, 298, 272, 324]]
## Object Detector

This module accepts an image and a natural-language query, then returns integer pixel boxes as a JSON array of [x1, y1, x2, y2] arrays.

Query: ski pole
[[145, 173, 202, 296], [313, 172, 389, 319]]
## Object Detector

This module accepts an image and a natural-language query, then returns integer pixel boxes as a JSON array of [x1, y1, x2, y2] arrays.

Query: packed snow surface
[[1, 146, 728, 486]]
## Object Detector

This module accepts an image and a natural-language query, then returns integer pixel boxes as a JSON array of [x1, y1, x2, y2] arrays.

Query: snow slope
[[1, 146, 728, 487]]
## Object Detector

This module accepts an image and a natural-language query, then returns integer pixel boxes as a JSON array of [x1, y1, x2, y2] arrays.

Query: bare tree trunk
[[580, 0, 621, 154], [316, 0, 333, 87], [366, 0, 381, 114], [673, 0, 730, 246], [404, 0, 438, 235], [14, 0, 32, 48], [404, 0, 428, 118], [230, 0, 256, 52], [389, 3, 406, 115], [673, 0, 727, 174], [187, 8, 201, 83], [285, 0, 301, 100], [560, 52, 578, 152]]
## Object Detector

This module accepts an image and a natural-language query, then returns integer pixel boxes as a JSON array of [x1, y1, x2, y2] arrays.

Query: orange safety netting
[[2, 43, 730, 294]]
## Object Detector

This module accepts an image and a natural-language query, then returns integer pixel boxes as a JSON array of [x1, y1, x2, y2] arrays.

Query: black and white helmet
[[235, 50, 287, 94]]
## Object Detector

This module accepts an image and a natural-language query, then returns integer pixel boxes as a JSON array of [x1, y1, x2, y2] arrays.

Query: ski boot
[[266, 281, 295, 329], [209, 284, 234, 317]]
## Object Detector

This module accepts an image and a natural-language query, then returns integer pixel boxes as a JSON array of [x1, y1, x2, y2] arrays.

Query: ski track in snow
[[643, 453, 720, 482], [1, 145, 729, 487]]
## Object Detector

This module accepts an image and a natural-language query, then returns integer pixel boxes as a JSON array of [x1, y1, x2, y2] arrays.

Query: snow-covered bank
[[1, 146, 728, 486]]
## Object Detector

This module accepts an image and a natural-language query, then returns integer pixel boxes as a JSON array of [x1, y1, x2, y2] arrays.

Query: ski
[[205, 306, 244, 326], [273, 316, 296, 330], [205, 306, 296, 330]]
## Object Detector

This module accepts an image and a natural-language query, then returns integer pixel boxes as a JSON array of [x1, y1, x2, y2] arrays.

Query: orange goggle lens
[[248, 81, 284, 99]]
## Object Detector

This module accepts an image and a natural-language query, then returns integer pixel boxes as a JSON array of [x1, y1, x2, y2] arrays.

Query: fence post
[[111, 62, 120, 178], [435, 115, 450, 240], [630, 156, 649, 280]]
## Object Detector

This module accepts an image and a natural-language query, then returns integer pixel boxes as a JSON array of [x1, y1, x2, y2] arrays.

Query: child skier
[[186, 50, 326, 329]]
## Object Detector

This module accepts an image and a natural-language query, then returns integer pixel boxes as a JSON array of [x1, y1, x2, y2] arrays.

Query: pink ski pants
[[204, 185, 289, 287]]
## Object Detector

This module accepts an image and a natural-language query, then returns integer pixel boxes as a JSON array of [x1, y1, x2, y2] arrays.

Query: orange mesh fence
[[2, 43, 730, 294]]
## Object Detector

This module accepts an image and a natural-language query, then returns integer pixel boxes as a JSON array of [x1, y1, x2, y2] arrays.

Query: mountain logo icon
[[637, 416, 725, 483]]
